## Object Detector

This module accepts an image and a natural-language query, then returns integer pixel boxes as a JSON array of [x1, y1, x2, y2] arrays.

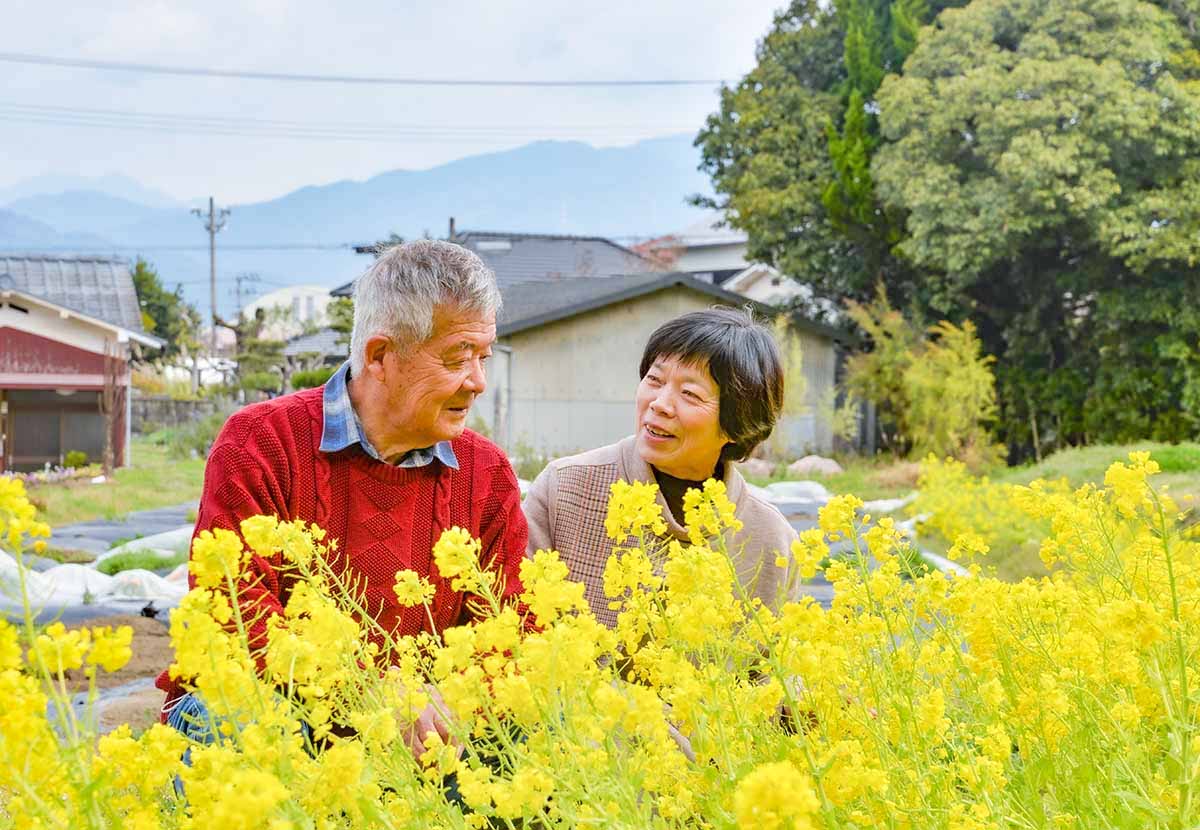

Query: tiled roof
[[283, 327, 347, 358], [0, 254, 144, 332], [456, 231, 649, 288], [497, 272, 843, 342]]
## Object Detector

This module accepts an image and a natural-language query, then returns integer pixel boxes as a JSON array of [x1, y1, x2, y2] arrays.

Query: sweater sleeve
[[522, 463, 558, 556], [157, 424, 295, 714], [469, 455, 533, 628], [193, 438, 290, 611]]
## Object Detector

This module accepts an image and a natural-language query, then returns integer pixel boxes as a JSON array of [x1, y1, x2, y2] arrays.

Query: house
[[634, 212, 809, 306], [282, 327, 347, 371], [477, 272, 844, 458], [354, 229, 652, 288], [333, 232, 845, 458], [0, 255, 162, 472], [241, 285, 335, 341]]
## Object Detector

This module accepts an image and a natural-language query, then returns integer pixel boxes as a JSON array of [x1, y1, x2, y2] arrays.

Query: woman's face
[[635, 354, 730, 481]]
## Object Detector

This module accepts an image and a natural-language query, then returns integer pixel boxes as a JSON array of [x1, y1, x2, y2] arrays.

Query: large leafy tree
[[130, 258, 201, 361], [694, 0, 967, 312], [700, 0, 1200, 455], [872, 0, 1200, 449]]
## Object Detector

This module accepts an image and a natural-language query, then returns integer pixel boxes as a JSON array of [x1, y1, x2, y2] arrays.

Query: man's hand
[[397, 682, 463, 762]]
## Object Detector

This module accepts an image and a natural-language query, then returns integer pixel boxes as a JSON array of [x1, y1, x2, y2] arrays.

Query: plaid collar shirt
[[318, 361, 459, 469]]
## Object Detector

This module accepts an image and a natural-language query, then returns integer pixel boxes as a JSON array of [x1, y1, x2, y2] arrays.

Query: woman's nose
[[649, 391, 674, 417]]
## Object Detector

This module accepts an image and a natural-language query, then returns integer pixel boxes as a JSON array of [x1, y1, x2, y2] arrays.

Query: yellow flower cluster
[[910, 454, 1074, 575], [0, 451, 1198, 828]]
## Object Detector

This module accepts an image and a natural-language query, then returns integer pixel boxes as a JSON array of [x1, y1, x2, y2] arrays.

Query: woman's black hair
[[639, 307, 785, 464]]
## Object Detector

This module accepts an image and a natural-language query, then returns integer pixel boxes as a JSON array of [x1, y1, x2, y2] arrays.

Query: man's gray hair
[[349, 240, 501, 374]]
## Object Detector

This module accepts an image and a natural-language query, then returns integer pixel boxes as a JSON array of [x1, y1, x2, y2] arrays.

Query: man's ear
[[361, 334, 392, 382]]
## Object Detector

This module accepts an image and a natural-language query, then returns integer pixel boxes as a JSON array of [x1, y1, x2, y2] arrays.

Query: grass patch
[[34, 546, 96, 565], [32, 438, 206, 528], [97, 548, 188, 576], [743, 455, 918, 502]]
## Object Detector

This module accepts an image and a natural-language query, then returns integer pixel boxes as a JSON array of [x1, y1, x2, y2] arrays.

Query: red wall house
[[0, 256, 161, 473]]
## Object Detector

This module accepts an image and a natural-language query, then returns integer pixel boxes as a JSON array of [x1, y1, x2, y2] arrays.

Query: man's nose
[[463, 356, 487, 394]]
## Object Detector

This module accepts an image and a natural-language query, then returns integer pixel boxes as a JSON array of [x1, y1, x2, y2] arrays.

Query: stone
[[787, 455, 844, 477], [738, 458, 775, 479], [764, 481, 832, 503]]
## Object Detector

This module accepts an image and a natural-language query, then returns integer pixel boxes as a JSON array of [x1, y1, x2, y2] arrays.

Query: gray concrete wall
[[478, 286, 838, 459], [130, 395, 226, 434]]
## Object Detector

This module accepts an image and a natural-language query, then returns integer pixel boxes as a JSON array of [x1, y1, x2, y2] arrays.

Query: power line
[[0, 51, 727, 88], [0, 105, 689, 143], [0, 102, 688, 136], [0, 243, 357, 252]]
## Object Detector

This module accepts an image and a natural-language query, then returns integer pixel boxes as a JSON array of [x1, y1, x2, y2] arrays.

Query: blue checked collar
[[318, 361, 459, 469]]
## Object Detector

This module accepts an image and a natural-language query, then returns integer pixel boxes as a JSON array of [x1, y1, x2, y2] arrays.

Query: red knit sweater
[[156, 387, 529, 713]]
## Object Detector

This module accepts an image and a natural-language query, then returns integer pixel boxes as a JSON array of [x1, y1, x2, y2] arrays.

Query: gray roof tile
[[0, 254, 144, 332], [457, 232, 650, 288], [283, 327, 347, 358], [498, 272, 844, 341]]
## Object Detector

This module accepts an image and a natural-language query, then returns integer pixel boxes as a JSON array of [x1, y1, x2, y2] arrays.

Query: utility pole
[[232, 272, 261, 316], [191, 196, 230, 351]]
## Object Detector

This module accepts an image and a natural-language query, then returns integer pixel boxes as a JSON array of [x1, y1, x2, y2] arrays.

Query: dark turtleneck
[[652, 463, 723, 526]]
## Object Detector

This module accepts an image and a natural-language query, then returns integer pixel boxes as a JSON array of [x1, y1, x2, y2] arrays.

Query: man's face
[[382, 304, 496, 451]]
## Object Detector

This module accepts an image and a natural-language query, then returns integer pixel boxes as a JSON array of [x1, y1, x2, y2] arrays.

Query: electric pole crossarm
[[191, 196, 231, 351]]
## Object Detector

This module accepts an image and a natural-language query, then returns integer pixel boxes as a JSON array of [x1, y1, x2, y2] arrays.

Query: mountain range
[[0, 134, 714, 315]]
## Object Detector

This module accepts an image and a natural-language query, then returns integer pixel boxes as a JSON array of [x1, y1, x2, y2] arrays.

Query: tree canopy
[[130, 258, 201, 361], [697, 0, 1200, 456]]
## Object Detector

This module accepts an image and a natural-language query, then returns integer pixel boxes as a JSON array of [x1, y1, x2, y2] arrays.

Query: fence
[[130, 395, 230, 434]]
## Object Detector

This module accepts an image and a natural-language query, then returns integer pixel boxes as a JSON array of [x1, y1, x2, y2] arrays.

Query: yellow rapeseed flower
[[605, 479, 667, 542], [733, 760, 820, 829], [393, 568, 437, 606], [433, 526, 483, 593]]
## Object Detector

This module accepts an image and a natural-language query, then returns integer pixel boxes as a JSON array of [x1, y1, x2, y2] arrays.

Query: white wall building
[[639, 212, 810, 307], [241, 285, 335, 340]]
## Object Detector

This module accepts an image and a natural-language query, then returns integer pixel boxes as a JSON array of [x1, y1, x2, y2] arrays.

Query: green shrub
[[165, 408, 237, 460], [241, 371, 282, 394], [510, 440, 549, 482], [291, 367, 335, 390], [63, 450, 89, 469]]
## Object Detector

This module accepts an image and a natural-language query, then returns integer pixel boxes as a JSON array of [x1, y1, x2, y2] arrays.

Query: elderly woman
[[523, 307, 796, 628]]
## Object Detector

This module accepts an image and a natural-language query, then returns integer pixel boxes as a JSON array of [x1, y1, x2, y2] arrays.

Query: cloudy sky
[[2, 1, 784, 204]]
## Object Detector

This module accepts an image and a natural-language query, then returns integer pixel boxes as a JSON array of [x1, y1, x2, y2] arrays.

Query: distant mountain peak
[[0, 172, 182, 210]]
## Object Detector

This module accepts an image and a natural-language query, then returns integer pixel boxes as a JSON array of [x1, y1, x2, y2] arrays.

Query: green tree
[[871, 0, 1200, 451], [327, 297, 354, 349], [130, 258, 201, 360], [226, 308, 285, 393], [695, 0, 966, 311], [843, 285, 922, 453], [844, 288, 999, 463]]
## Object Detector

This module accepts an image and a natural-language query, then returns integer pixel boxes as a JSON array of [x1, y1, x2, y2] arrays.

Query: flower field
[[1, 453, 1198, 828]]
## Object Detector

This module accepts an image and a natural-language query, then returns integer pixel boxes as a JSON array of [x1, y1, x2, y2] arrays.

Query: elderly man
[[156, 240, 526, 760]]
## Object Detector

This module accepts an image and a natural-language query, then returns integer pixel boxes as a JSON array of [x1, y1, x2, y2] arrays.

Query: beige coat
[[523, 435, 797, 629]]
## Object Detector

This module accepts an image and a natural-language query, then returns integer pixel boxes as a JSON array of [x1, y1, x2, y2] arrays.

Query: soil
[[62, 613, 172, 693]]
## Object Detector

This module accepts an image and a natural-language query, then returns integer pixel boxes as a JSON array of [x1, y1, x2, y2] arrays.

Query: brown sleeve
[[522, 463, 558, 556]]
